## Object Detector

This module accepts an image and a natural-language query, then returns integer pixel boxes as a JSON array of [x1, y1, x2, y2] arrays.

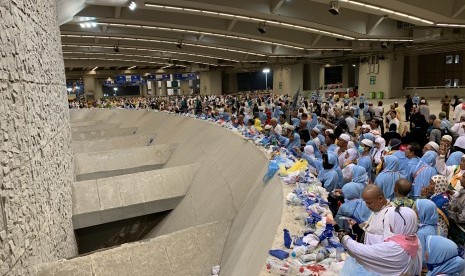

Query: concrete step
[[72, 163, 200, 229], [74, 143, 177, 181], [38, 221, 230, 276], [72, 133, 157, 154], [71, 127, 139, 141]]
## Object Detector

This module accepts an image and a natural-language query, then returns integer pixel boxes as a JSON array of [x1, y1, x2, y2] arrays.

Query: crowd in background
[[70, 91, 465, 275]]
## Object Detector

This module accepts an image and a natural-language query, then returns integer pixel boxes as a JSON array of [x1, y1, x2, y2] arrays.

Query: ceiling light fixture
[[257, 22, 267, 34], [329, 1, 340, 15], [128, 65, 137, 69], [91, 66, 98, 71], [129, 1, 137, 11]]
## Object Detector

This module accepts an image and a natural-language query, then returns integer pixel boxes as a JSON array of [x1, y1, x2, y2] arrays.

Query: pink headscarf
[[383, 207, 419, 258]]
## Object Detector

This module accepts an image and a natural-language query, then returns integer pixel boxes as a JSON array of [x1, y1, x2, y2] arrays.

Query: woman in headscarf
[[449, 174, 465, 246], [416, 199, 441, 268], [412, 151, 438, 198], [336, 182, 372, 236], [357, 139, 373, 179], [340, 207, 422, 276], [318, 152, 340, 192], [425, 175, 451, 236], [371, 137, 386, 170], [447, 151, 465, 166], [424, 235, 465, 276], [374, 155, 404, 200], [343, 148, 358, 168], [436, 150, 465, 192]]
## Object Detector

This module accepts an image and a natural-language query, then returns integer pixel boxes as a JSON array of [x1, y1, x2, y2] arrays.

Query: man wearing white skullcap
[[337, 134, 351, 168], [424, 141, 439, 154]]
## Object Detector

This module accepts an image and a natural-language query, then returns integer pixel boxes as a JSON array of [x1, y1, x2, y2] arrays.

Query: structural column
[[272, 63, 304, 96], [358, 54, 405, 99], [200, 71, 222, 95], [180, 80, 190, 95], [161, 81, 168, 96], [83, 74, 103, 100], [0, 1, 78, 275]]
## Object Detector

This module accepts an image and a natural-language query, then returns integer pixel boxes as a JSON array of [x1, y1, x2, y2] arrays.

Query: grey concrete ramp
[[72, 163, 199, 229], [72, 133, 157, 154], [71, 127, 138, 141], [57, 109, 284, 275], [74, 143, 177, 181], [71, 122, 121, 132], [37, 221, 230, 276]]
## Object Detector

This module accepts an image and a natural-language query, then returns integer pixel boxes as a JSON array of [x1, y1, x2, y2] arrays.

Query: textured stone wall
[[0, 0, 77, 275]]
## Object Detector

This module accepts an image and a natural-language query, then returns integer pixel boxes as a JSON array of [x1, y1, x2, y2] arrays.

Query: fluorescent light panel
[[338, 0, 434, 25], [144, 3, 355, 40], [61, 34, 267, 56]]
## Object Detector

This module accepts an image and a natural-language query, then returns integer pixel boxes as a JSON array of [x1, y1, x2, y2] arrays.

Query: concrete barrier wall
[[68, 109, 283, 275]]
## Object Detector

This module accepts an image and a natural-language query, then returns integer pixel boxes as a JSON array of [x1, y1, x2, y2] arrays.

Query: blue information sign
[[131, 75, 141, 83], [173, 73, 197, 81], [147, 74, 170, 81], [115, 75, 127, 84]]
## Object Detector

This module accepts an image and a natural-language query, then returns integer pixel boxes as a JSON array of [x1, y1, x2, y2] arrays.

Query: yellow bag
[[279, 159, 308, 176]]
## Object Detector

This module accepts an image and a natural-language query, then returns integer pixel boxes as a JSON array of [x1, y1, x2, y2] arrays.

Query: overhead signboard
[[115, 75, 127, 84], [173, 73, 197, 81], [147, 74, 170, 81]]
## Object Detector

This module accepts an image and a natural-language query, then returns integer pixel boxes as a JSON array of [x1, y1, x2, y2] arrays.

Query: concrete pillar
[[303, 63, 320, 91], [141, 83, 148, 97], [223, 73, 238, 94], [319, 66, 325, 87], [0, 0, 78, 274], [273, 63, 304, 96], [200, 71, 222, 95], [342, 64, 349, 88], [83, 74, 98, 99], [180, 80, 190, 95], [161, 81, 168, 96], [358, 54, 405, 99]]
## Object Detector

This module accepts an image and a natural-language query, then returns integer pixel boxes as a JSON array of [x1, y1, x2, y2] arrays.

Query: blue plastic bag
[[283, 229, 292, 249], [263, 161, 280, 183], [268, 249, 289, 260]]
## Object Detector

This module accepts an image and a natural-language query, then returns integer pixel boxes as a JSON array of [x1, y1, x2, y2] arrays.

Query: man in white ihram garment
[[361, 184, 392, 245], [340, 206, 422, 276]]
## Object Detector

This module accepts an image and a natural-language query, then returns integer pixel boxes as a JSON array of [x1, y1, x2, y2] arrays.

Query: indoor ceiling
[[58, 0, 465, 73]]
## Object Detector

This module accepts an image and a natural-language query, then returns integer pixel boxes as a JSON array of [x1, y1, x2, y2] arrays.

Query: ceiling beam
[[311, 34, 322, 46], [197, 34, 205, 42], [452, 0, 465, 18], [366, 15, 385, 35], [227, 19, 237, 31], [270, 0, 286, 14], [114, 6, 121, 19]]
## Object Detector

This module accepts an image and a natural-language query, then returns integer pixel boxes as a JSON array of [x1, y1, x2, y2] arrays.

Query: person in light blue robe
[[306, 152, 341, 192], [336, 182, 372, 232], [374, 155, 404, 200], [447, 151, 464, 166], [411, 151, 438, 198], [306, 113, 318, 131], [392, 150, 409, 176], [416, 199, 441, 267], [424, 236, 465, 276]]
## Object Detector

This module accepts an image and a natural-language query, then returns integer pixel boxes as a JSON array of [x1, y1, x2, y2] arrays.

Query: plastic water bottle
[[265, 258, 290, 275], [291, 245, 308, 258]]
